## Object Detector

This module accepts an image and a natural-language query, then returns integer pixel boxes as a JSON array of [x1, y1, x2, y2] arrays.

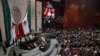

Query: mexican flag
[[10, 12, 30, 44], [2, 0, 31, 44]]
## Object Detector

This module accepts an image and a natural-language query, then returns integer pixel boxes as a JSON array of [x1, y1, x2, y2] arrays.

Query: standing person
[[2, 42, 7, 55], [46, 2, 53, 8]]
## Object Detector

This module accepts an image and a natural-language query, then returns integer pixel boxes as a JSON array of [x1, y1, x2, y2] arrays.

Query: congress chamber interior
[[0, 0, 100, 56]]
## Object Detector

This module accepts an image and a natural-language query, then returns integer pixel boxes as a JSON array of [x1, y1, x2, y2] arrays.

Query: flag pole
[[35, 0, 37, 32]]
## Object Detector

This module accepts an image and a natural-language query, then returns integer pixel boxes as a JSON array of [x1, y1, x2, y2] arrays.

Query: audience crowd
[[56, 28, 100, 56], [5, 28, 100, 56]]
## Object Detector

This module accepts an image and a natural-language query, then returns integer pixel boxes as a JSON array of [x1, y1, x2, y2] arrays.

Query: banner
[[42, 1, 55, 28], [2, 0, 31, 44]]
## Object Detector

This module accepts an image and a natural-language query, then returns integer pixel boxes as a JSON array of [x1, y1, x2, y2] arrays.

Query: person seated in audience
[[57, 28, 100, 56]]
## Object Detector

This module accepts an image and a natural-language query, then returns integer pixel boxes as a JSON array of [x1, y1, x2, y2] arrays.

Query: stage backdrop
[[2, 0, 31, 44]]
